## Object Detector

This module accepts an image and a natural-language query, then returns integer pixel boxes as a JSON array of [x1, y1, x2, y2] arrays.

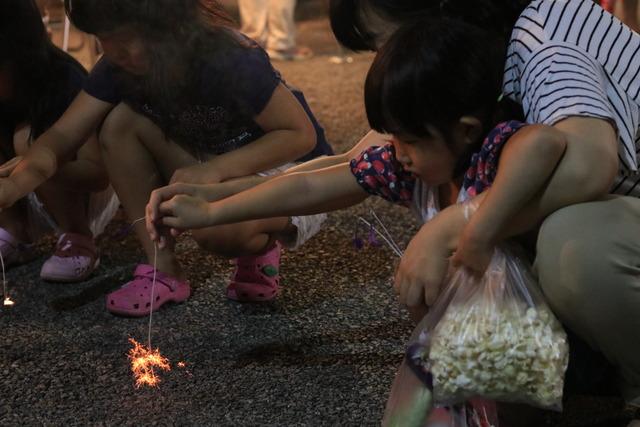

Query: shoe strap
[[132, 264, 185, 292], [54, 233, 97, 259]]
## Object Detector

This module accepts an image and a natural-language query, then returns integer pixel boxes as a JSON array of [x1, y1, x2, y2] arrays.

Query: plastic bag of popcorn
[[383, 246, 569, 426]]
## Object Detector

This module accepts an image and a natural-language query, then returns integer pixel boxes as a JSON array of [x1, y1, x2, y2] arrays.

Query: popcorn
[[423, 294, 568, 409]]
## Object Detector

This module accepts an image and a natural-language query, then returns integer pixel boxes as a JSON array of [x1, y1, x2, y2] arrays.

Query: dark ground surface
[[1, 3, 639, 426]]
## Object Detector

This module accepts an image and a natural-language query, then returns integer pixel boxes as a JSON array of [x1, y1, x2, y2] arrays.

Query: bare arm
[[148, 163, 368, 236], [395, 117, 619, 307], [164, 129, 392, 202], [170, 83, 317, 184], [456, 125, 567, 257], [0, 91, 112, 206]]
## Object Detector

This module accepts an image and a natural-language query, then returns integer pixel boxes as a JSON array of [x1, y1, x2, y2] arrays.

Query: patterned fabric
[[349, 121, 527, 207], [463, 121, 527, 197], [349, 144, 416, 206]]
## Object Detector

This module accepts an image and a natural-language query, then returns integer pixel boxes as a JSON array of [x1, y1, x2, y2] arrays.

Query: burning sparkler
[[126, 225, 172, 388], [128, 338, 171, 388], [0, 245, 13, 307]]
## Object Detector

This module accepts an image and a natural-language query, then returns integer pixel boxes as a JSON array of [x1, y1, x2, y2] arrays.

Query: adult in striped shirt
[[330, 0, 640, 421]]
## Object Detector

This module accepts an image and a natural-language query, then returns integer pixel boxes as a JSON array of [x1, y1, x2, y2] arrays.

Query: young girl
[[145, 17, 568, 307], [0, 0, 333, 315], [0, 0, 116, 283]]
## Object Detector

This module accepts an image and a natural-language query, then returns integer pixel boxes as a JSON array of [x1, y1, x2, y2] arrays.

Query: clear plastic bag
[[383, 245, 569, 426]]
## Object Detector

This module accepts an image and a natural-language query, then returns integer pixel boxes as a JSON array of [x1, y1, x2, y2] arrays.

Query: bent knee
[[536, 198, 640, 324], [191, 226, 254, 257], [99, 103, 136, 149]]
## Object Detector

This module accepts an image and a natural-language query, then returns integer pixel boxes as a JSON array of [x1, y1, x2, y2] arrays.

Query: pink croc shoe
[[40, 233, 99, 282], [226, 243, 281, 302], [0, 227, 36, 268], [107, 264, 191, 317]]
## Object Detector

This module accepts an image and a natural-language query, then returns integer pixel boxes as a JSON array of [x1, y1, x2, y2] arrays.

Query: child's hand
[[170, 163, 220, 185], [450, 229, 494, 275], [146, 184, 212, 247], [146, 194, 212, 247], [0, 156, 23, 178], [394, 221, 453, 309]]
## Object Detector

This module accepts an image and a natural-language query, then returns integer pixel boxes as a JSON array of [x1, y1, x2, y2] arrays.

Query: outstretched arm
[[146, 163, 369, 243], [0, 92, 112, 206]]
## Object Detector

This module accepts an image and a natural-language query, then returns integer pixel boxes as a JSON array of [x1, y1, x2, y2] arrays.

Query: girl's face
[[98, 29, 150, 75], [392, 127, 465, 186]]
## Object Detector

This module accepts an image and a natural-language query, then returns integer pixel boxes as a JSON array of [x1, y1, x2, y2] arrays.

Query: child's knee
[[98, 103, 138, 151], [191, 225, 255, 257]]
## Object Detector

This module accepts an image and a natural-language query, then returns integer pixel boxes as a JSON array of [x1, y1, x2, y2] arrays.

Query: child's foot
[[40, 233, 100, 282], [226, 242, 281, 302], [0, 227, 37, 268], [106, 264, 191, 317]]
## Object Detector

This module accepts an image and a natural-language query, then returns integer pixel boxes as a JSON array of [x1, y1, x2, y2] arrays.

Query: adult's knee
[[536, 198, 640, 329]]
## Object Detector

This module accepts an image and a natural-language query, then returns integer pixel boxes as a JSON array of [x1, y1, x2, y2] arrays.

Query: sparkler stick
[[0, 249, 13, 307], [369, 209, 403, 256], [357, 217, 403, 258], [126, 216, 171, 388]]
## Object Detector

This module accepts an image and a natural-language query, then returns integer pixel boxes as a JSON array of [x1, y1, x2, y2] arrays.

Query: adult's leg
[[265, 0, 297, 53], [536, 196, 640, 403], [238, 0, 269, 47]]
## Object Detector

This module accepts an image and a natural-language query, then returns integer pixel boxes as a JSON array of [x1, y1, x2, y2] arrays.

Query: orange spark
[[177, 361, 186, 368], [128, 338, 170, 388]]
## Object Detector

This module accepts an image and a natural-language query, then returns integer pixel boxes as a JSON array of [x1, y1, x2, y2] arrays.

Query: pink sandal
[[226, 243, 281, 302], [106, 264, 191, 317]]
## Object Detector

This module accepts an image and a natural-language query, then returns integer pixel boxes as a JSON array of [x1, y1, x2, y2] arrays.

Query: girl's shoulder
[[349, 144, 416, 207]]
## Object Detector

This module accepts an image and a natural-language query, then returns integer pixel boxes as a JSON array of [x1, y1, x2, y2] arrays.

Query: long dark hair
[[365, 18, 523, 149], [329, 0, 531, 51], [0, 0, 87, 139], [64, 0, 248, 134]]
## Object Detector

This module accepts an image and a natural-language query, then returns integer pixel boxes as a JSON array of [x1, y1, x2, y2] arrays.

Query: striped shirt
[[503, 0, 640, 196]]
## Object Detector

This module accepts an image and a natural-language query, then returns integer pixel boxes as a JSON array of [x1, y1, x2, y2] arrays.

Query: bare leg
[[99, 103, 292, 277]]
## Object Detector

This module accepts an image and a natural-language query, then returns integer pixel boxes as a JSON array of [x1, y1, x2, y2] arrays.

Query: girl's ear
[[456, 116, 483, 146]]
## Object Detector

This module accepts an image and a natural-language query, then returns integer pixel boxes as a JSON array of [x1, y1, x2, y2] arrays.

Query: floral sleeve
[[349, 144, 416, 207]]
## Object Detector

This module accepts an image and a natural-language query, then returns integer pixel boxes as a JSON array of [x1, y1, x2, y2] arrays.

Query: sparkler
[[0, 246, 14, 307], [126, 217, 171, 388]]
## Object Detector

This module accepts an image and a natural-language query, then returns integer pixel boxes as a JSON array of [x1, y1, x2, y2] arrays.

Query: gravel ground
[[1, 8, 639, 427]]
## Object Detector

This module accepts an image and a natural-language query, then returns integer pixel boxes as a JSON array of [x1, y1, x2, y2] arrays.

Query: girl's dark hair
[[64, 0, 246, 136], [0, 0, 87, 139], [365, 17, 523, 145], [329, 0, 531, 51]]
